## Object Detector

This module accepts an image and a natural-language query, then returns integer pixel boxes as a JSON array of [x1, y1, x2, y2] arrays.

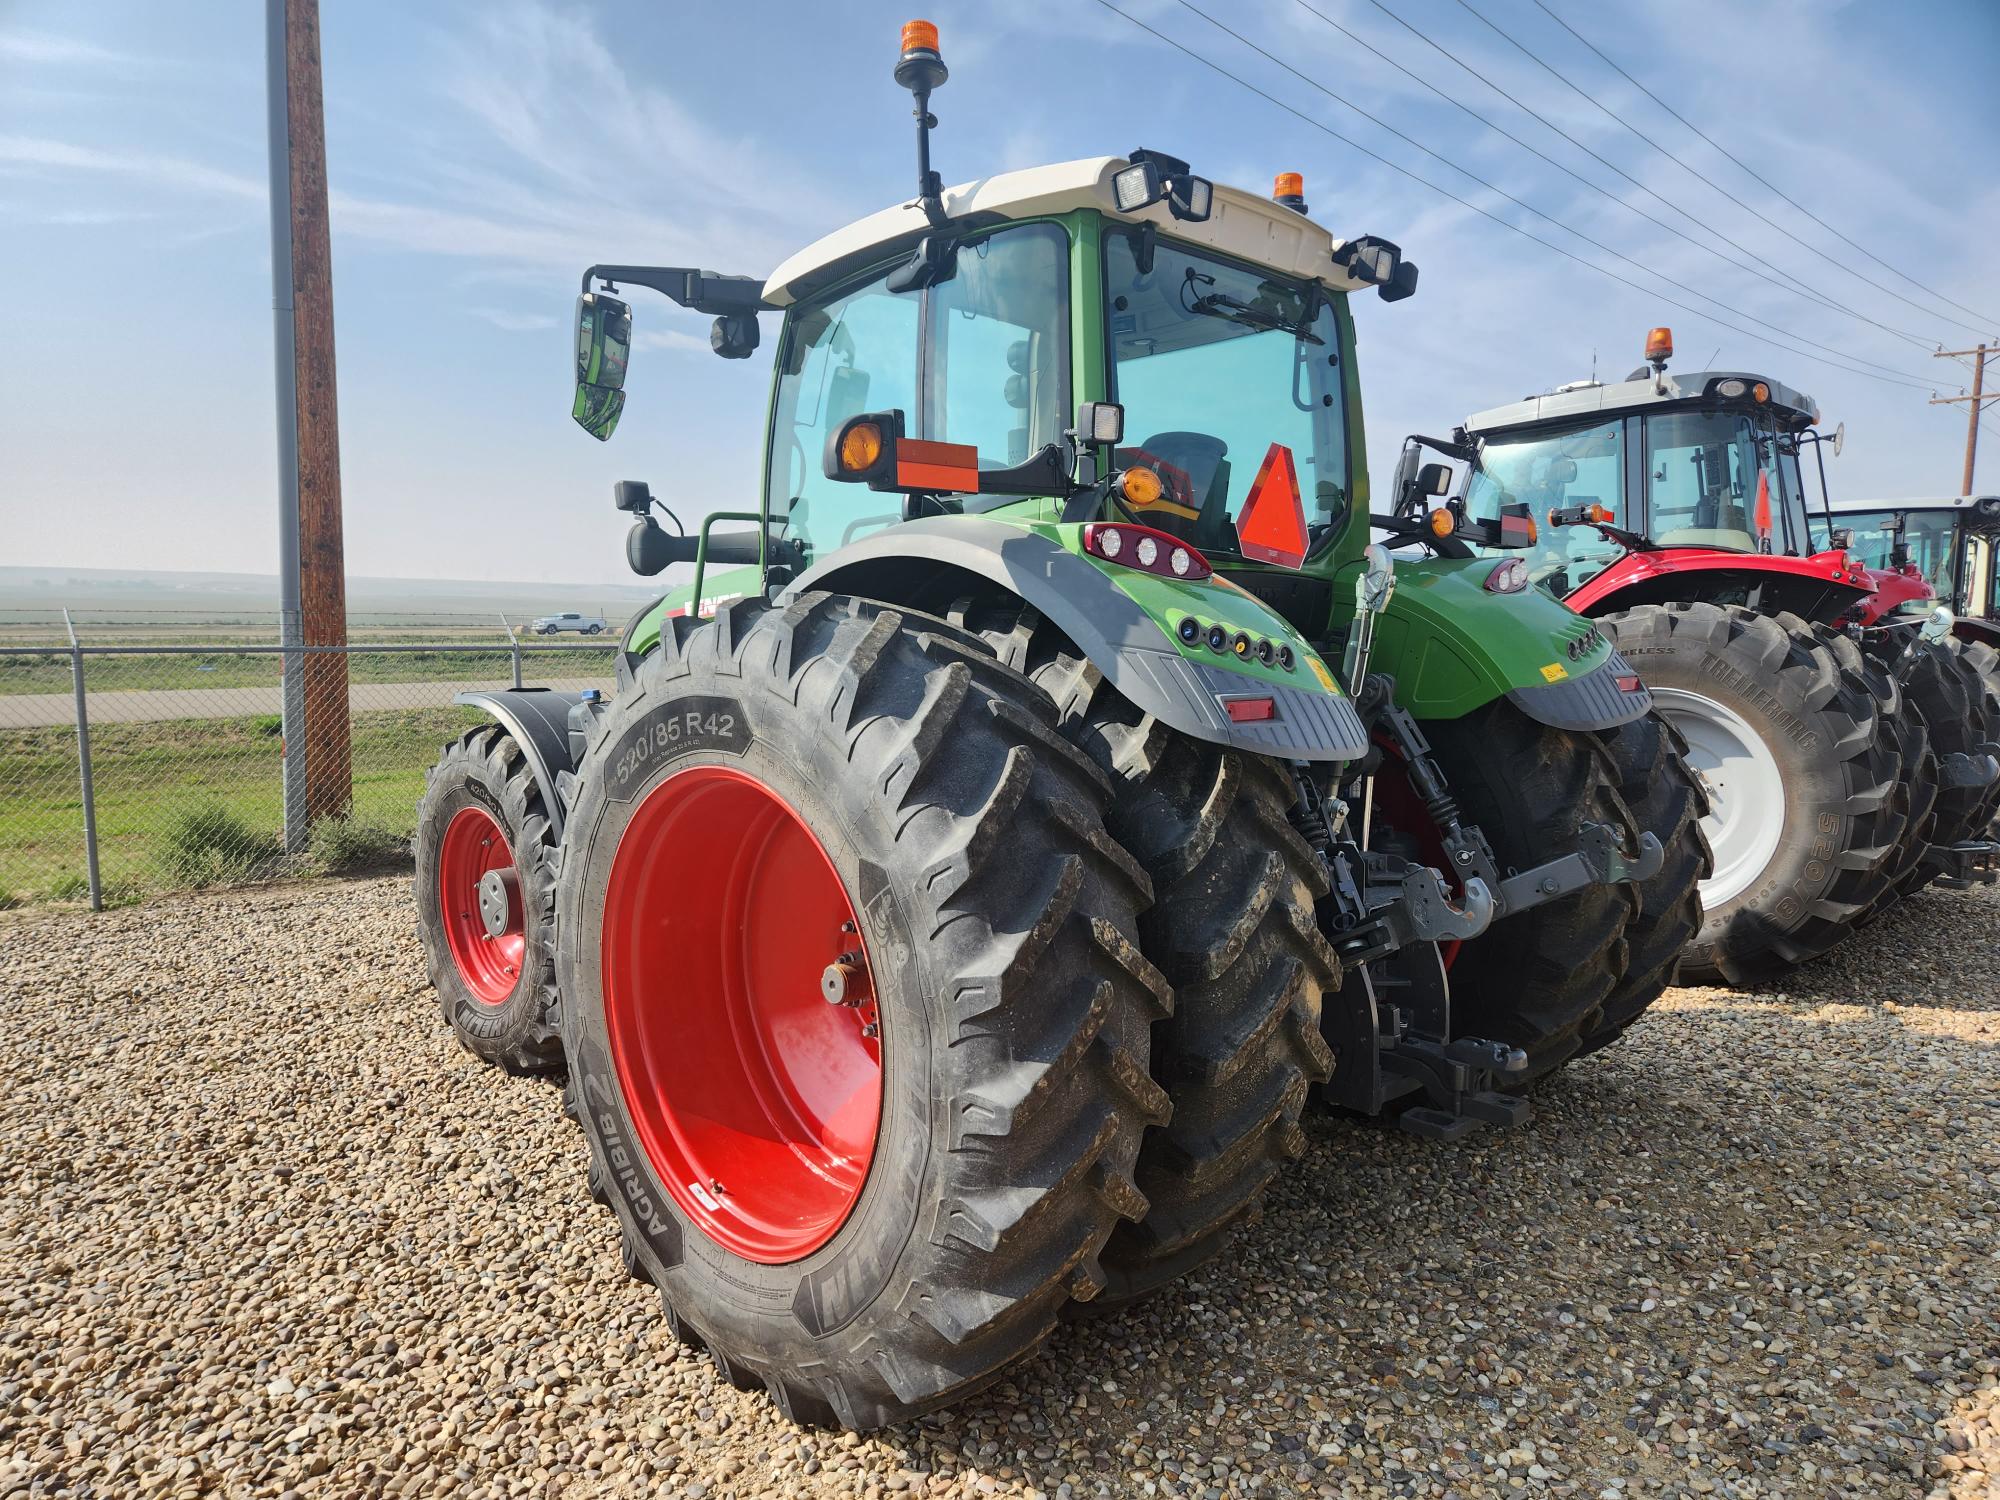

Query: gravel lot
[[3, 876, 1995, 1499]]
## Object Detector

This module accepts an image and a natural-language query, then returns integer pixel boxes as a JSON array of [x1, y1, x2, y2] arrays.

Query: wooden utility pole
[[267, 0, 350, 834], [1932, 344, 1997, 495]]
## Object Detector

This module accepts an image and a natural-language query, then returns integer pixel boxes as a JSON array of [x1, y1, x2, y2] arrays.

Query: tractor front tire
[[413, 725, 562, 1074], [1601, 603, 1904, 985], [964, 604, 1337, 1308], [554, 595, 1169, 1430]]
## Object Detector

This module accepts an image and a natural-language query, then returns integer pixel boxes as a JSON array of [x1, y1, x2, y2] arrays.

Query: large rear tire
[[413, 725, 562, 1074], [1601, 603, 1904, 985], [962, 603, 1336, 1307], [1404, 701, 1638, 1084], [1578, 711, 1709, 1051], [555, 595, 1170, 1430], [1897, 637, 2000, 884], [1965, 638, 2000, 834]]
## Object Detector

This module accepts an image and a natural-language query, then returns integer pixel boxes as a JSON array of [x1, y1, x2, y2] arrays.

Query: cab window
[[1464, 416, 1626, 592], [1104, 232, 1347, 557], [765, 222, 1069, 562]]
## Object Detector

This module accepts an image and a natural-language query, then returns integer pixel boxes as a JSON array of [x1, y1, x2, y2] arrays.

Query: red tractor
[[1391, 328, 1998, 985]]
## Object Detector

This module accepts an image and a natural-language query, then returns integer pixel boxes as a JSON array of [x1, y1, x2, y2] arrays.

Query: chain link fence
[[0, 625, 618, 908]]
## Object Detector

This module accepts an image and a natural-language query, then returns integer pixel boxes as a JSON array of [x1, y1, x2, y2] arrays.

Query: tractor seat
[[1117, 431, 1236, 552]]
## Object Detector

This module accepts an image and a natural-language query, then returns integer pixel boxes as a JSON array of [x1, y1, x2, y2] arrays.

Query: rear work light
[[1082, 522, 1211, 580], [1485, 557, 1529, 593]]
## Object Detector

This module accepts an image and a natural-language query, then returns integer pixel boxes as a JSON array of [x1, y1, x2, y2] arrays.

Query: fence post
[[63, 610, 104, 912], [499, 612, 522, 689]]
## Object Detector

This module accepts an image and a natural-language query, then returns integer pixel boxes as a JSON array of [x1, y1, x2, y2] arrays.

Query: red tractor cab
[[1388, 329, 1998, 983]]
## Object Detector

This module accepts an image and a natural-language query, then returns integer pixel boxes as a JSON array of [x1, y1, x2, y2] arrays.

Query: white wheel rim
[[1650, 686, 1786, 909]]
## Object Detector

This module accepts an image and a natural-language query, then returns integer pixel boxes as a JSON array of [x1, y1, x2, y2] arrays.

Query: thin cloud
[[469, 307, 560, 333], [0, 31, 157, 69]]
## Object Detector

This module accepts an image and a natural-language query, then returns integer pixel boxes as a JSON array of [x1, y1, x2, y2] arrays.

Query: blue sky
[[3, 0, 1996, 584]]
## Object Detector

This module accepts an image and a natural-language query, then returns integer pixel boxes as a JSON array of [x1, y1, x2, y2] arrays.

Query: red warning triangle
[[1237, 443, 1309, 569]]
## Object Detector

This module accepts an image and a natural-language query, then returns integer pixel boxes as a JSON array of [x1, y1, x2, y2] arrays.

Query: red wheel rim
[[601, 765, 882, 1264], [438, 805, 528, 1003]]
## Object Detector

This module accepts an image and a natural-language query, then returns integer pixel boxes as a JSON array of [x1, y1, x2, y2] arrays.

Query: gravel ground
[[2, 876, 1995, 1500]]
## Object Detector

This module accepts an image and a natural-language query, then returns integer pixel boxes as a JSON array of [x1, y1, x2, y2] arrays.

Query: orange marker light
[[1117, 466, 1165, 508], [900, 19, 939, 53], [1754, 469, 1773, 540], [1751, 381, 1770, 403], [1645, 326, 1674, 361], [1273, 172, 1304, 199], [839, 421, 883, 473], [1428, 507, 1457, 539], [1237, 443, 1310, 569]]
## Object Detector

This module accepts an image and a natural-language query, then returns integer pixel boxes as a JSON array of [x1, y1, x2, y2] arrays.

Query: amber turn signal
[[1428, 507, 1457, 539], [838, 421, 884, 473], [1116, 465, 1165, 508]]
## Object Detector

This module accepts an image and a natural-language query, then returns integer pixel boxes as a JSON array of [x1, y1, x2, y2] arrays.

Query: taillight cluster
[[1082, 523, 1212, 581]]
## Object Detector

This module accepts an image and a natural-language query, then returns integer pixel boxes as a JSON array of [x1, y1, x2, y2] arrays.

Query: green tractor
[[413, 22, 1703, 1429]]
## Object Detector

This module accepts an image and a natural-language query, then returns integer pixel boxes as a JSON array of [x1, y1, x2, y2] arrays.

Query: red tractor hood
[[1565, 545, 1877, 625]]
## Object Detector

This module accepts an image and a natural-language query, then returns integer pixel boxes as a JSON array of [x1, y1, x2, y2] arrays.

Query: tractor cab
[[1400, 328, 1879, 624], [1823, 494, 2000, 642]]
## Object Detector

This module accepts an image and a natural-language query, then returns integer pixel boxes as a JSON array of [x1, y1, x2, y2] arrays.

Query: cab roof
[[762, 155, 1387, 307], [1462, 367, 1820, 437]]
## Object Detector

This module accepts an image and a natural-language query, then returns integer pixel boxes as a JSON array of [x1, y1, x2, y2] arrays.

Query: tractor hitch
[[1931, 838, 2000, 890], [1320, 946, 1533, 1140]]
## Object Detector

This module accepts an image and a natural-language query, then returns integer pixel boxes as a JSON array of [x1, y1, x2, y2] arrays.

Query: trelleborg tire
[[1835, 629, 1933, 920], [960, 602, 1337, 1308], [554, 594, 1170, 1430], [1600, 603, 1903, 985], [1405, 701, 1637, 1084], [1578, 710, 1710, 1050], [413, 725, 562, 1074], [1898, 638, 2000, 880]]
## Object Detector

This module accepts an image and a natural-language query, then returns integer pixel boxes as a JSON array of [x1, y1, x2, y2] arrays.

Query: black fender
[[1504, 652, 1654, 732], [782, 516, 1368, 762], [452, 689, 587, 839]]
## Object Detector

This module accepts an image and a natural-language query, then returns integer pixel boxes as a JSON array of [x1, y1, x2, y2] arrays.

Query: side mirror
[[710, 313, 760, 360], [572, 290, 631, 441], [1417, 461, 1452, 497], [1550, 455, 1579, 485], [1334, 234, 1402, 287], [1380, 259, 1419, 303], [1830, 420, 1846, 458]]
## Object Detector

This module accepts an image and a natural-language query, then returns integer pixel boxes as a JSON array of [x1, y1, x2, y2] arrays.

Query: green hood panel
[[1336, 556, 1614, 721]]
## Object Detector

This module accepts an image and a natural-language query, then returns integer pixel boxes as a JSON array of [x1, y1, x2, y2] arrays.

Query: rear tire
[[1579, 711, 1709, 1048], [555, 594, 1169, 1430], [1897, 637, 2000, 882], [962, 602, 1337, 1308], [1601, 603, 1904, 985], [1408, 701, 1638, 1083], [1965, 638, 2000, 834], [413, 725, 562, 1074]]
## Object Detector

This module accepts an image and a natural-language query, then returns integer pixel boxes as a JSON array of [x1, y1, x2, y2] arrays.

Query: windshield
[[1464, 416, 1627, 592], [1645, 408, 1808, 553], [1104, 231, 1347, 557], [765, 221, 1070, 563], [1839, 508, 1964, 603]]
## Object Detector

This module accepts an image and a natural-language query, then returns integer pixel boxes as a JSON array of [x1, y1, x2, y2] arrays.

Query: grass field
[[0, 646, 616, 696], [0, 706, 484, 904]]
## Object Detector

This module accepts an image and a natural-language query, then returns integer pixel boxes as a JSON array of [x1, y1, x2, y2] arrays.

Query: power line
[[1464, 0, 1997, 339], [1164, 0, 1936, 389], [1086, 0, 1934, 393], [1283, 0, 1932, 383], [1356, 0, 1975, 359]]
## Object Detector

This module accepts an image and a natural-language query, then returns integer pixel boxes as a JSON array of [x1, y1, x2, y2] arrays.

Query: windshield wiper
[[1181, 270, 1323, 342]]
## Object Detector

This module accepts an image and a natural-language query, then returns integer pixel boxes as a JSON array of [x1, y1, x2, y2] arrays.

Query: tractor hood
[[1346, 556, 1652, 729]]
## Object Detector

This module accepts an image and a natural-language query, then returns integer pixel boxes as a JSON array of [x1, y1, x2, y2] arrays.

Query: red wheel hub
[[601, 765, 882, 1264], [438, 805, 527, 1003]]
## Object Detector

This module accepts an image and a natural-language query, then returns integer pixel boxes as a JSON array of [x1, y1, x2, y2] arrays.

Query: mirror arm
[[582, 264, 770, 316]]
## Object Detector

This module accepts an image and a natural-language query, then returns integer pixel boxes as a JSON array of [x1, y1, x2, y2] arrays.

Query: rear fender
[[783, 515, 1369, 763], [1955, 615, 2000, 649], [452, 689, 587, 838], [1350, 556, 1652, 731], [1565, 547, 1874, 625]]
